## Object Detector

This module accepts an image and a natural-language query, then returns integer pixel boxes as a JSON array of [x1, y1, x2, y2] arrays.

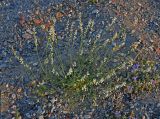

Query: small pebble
[[84, 114, 91, 119], [26, 113, 32, 118], [157, 103, 160, 107], [51, 106, 55, 113], [51, 97, 57, 104], [39, 115, 44, 119], [48, 103, 52, 107], [92, 9, 99, 14], [11, 94, 16, 99], [33, 62, 38, 66], [11, 111, 16, 114]]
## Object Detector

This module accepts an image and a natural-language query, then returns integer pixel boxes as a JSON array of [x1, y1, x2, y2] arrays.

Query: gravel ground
[[0, 0, 160, 118]]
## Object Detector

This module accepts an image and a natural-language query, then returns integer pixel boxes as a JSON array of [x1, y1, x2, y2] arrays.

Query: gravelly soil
[[0, 0, 160, 118]]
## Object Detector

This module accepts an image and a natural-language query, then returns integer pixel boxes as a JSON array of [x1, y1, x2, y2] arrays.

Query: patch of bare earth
[[0, 84, 23, 113], [107, 0, 160, 59]]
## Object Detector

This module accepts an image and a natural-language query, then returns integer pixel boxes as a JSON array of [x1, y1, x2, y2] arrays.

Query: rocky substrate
[[0, 0, 160, 118]]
